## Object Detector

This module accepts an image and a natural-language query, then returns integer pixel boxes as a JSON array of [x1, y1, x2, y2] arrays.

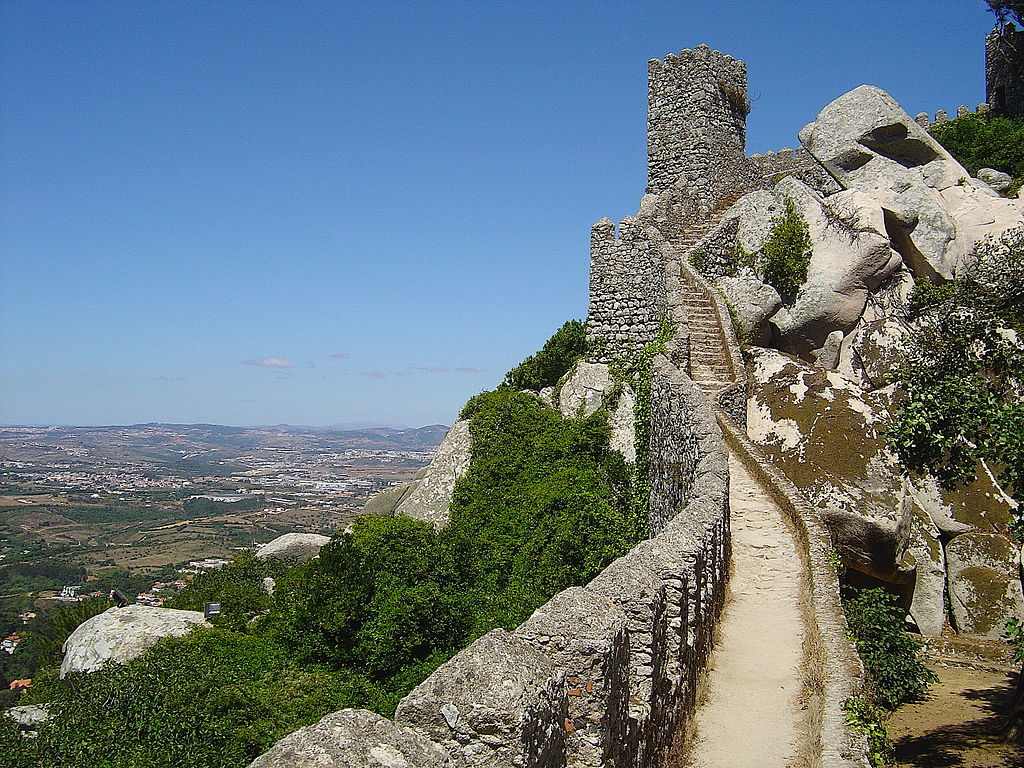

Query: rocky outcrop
[[60, 605, 207, 678], [946, 532, 1024, 638], [905, 501, 946, 636], [768, 178, 904, 359], [746, 347, 912, 582], [558, 362, 614, 417], [559, 361, 636, 464], [249, 709, 449, 768], [836, 317, 908, 389], [362, 481, 417, 517], [255, 533, 331, 562], [906, 470, 1014, 536], [799, 85, 1023, 281], [394, 420, 472, 528], [4, 704, 50, 733], [978, 168, 1013, 195], [716, 274, 781, 346]]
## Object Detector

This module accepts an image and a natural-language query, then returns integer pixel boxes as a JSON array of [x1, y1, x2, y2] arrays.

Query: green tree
[[760, 196, 813, 302]]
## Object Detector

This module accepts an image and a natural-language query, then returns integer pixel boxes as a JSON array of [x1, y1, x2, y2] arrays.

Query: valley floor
[[685, 453, 805, 768]]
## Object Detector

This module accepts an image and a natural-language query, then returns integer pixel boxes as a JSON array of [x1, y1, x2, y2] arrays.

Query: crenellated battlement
[[913, 103, 991, 128], [586, 217, 668, 362], [987, 23, 1024, 117]]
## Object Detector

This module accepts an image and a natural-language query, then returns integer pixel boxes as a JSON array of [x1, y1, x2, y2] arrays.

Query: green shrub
[[30, 629, 377, 768], [501, 320, 586, 391], [887, 226, 1024, 511], [905, 280, 957, 319], [843, 695, 895, 767], [931, 113, 1024, 196], [168, 553, 288, 632], [843, 588, 937, 710], [760, 196, 812, 301]]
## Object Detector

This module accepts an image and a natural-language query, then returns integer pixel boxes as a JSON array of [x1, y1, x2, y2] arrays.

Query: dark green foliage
[[843, 588, 937, 711], [447, 389, 634, 617], [930, 112, 1024, 196], [760, 196, 812, 301], [265, 389, 635, 701], [15, 597, 111, 674], [906, 280, 957, 319], [0, 715, 40, 768], [168, 553, 287, 631], [887, 227, 1024, 528], [843, 696, 895, 768], [501, 320, 587, 391], [30, 629, 376, 768]]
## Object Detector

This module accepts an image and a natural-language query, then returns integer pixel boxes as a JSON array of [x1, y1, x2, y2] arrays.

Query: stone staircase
[[668, 199, 743, 400]]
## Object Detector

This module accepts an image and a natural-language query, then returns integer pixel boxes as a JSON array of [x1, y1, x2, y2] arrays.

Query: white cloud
[[243, 356, 294, 369]]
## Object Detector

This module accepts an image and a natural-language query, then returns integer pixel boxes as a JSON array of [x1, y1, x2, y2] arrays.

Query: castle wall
[[586, 217, 668, 363], [986, 25, 1024, 117]]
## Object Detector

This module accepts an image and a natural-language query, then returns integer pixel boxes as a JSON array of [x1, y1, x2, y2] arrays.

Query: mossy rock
[[746, 347, 911, 582], [945, 532, 1024, 638], [362, 481, 418, 517]]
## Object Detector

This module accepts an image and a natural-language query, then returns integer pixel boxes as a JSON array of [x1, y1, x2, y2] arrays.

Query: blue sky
[[0, 0, 1000, 427]]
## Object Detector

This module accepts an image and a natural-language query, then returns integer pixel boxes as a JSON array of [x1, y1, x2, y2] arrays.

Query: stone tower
[[986, 24, 1024, 117], [646, 45, 754, 206]]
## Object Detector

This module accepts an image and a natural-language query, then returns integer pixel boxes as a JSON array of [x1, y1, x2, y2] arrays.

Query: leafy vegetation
[[17, 629, 378, 768], [843, 695, 895, 768], [610, 316, 674, 541], [843, 588, 937, 711], [888, 226, 1024, 526], [11, 323, 638, 768], [501, 319, 587, 391], [930, 112, 1024, 196], [760, 196, 812, 301], [167, 554, 287, 632]]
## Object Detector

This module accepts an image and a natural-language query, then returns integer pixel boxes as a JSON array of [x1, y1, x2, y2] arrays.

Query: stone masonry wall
[[750, 148, 842, 197], [586, 217, 668, 363], [986, 24, 1024, 117], [646, 45, 764, 213]]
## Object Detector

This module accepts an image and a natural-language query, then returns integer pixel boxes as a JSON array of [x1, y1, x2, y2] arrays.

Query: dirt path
[[686, 453, 805, 768], [889, 662, 1023, 767]]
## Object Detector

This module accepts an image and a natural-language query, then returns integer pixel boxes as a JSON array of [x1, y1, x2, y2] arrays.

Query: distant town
[[0, 421, 446, 683]]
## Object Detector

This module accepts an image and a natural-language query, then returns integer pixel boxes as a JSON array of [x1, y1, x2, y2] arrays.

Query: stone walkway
[[687, 452, 805, 768]]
